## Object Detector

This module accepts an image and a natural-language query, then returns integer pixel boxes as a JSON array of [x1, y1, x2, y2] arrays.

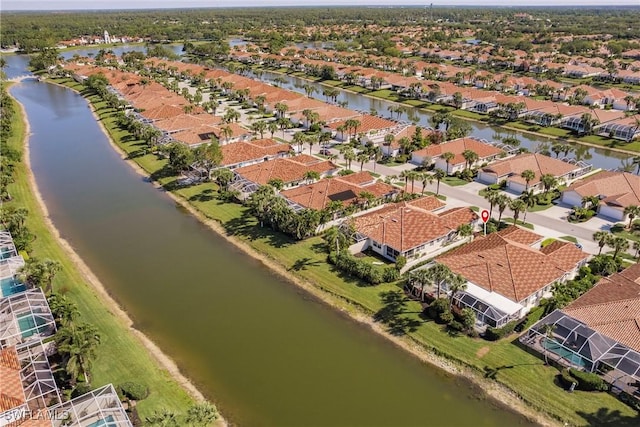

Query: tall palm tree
[[520, 169, 536, 192], [496, 194, 509, 223], [623, 205, 640, 229], [611, 236, 630, 260], [420, 173, 433, 194], [442, 152, 455, 175], [509, 198, 526, 225], [447, 274, 467, 309], [462, 149, 478, 171], [56, 323, 101, 384], [343, 148, 356, 170], [540, 174, 558, 196], [484, 190, 500, 218], [426, 264, 453, 299], [593, 231, 612, 256], [433, 169, 445, 196], [356, 152, 369, 171], [405, 269, 432, 301], [519, 190, 537, 223], [303, 170, 321, 184], [251, 120, 268, 139]]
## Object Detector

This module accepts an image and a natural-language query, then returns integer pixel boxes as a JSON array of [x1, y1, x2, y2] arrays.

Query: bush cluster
[[328, 251, 397, 285], [484, 319, 519, 341], [118, 382, 150, 401]]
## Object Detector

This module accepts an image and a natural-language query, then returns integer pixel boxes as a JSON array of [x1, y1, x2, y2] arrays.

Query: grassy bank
[[53, 77, 639, 427], [6, 84, 195, 419]]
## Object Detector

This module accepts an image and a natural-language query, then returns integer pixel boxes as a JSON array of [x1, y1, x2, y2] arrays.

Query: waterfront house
[[560, 171, 640, 221], [437, 226, 588, 328], [477, 152, 591, 194], [220, 139, 293, 170], [411, 137, 508, 174], [0, 289, 56, 349], [596, 115, 640, 141], [280, 171, 400, 214], [230, 155, 339, 198], [349, 197, 478, 262], [521, 263, 640, 396]]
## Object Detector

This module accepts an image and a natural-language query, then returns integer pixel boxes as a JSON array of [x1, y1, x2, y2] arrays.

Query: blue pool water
[[17, 313, 48, 338], [0, 277, 26, 298], [87, 415, 115, 427]]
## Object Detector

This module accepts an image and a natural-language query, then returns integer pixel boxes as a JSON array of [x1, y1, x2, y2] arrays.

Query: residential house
[[560, 171, 640, 221], [521, 264, 640, 395], [411, 137, 507, 174], [231, 155, 339, 198], [597, 115, 640, 141], [437, 226, 589, 328], [478, 152, 592, 194], [220, 139, 293, 170], [280, 171, 400, 214], [349, 197, 478, 262]]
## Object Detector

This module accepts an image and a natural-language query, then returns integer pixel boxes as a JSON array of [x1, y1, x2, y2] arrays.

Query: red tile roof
[[564, 264, 640, 352], [220, 139, 292, 167], [437, 226, 587, 303], [481, 153, 581, 185], [235, 155, 338, 185], [353, 199, 477, 252], [412, 137, 503, 166], [563, 171, 640, 209]]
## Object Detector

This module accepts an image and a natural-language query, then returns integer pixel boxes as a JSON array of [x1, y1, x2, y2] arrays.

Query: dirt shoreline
[[13, 87, 228, 425], [45, 78, 558, 426]]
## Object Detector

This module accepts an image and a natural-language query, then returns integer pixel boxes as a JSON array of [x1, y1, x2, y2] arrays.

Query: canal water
[[253, 70, 632, 171], [6, 57, 536, 426]]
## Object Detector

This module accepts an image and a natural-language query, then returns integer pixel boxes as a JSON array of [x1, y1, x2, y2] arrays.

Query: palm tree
[[441, 152, 455, 175], [582, 195, 600, 210], [47, 293, 79, 327], [420, 173, 433, 194], [519, 190, 537, 223], [509, 198, 527, 225], [447, 274, 467, 309], [19, 258, 62, 294], [426, 264, 453, 300], [496, 194, 509, 224], [520, 169, 536, 192], [611, 236, 630, 260], [292, 132, 307, 153], [343, 148, 356, 170], [433, 169, 445, 196], [356, 152, 369, 171], [462, 149, 478, 171], [323, 226, 347, 253], [483, 190, 500, 219], [56, 323, 101, 384], [303, 170, 321, 184], [274, 102, 289, 119], [540, 174, 558, 196], [456, 223, 473, 239], [267, 121, 278, 139], [405, 269, 432, 301], [623, 205, 640, 229], [251, 120, 268, 139], [593, 231, 612, 256]]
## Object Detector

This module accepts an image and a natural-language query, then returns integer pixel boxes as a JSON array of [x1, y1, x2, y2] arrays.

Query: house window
[[372, 241, 381, 249]]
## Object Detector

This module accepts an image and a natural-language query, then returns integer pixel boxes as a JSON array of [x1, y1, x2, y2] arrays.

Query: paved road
[[213, 99, 622, 256]]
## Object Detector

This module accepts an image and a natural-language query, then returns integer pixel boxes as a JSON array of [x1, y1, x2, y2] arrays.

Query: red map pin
[[481, 209, 490, 223]]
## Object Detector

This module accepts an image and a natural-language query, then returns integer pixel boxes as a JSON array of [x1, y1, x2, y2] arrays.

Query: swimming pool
[[544, 339, 591, 369], [16, 313, 49, 338], [0, 277, 26, 298], [87, 415, 116, 427]]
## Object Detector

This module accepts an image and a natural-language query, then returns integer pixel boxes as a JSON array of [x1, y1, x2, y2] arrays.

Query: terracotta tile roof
[[498, 225, 543, 246], [437, 226, 584, 303], [563, 171, 640, 209], [280, 172, 398, 210], [564, 265, 640, 352], [353, 200, 476, 252], [0, 347, 25, 413], [221, 139, 292, 167], [153, 114, 221, 133], [172, 125, 219, 146], [481, 153, 581, 185], [406, 195, 446, 212], [412, 137, 504, 166], [235, 155, 338, 185], [328, 114, 397, 134], [539, 241, 589, 271]]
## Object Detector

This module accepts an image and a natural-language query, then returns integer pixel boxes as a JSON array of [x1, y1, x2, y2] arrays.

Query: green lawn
[[6, 87, 194, 419], [442, 176, 469, 186], [53, 79, 640, 427], [452, 109, 487, 121], [401, 99, 429, 108], [367, 89, 402, 102], [560, 235, 579, 243]]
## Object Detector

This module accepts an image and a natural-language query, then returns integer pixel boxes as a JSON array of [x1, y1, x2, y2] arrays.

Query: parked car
[[319, 148, 331, 155]]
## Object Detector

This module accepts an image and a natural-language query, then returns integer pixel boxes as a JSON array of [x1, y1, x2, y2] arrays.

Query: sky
[[3, 0, 640, 10]]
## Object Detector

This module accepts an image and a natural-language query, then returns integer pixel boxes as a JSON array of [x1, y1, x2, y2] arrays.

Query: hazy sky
[[4, 0, 640, 10]]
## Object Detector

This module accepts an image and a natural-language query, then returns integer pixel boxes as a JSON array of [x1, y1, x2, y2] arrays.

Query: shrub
[[394, 255, 407, 271], [558, 369, 576, 389], [484, 320, 519, 341], [447, 320, 464, 333], [569, 369, 608, 392], [118, 382, 150, 401], [327, 251, 392, 285], [427, 298, 453, 324], [71, 383, 92, 398], [382, 267, 400, 282]]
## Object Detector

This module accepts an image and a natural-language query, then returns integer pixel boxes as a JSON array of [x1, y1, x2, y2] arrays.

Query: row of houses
[[0, 231, 133, 427]]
